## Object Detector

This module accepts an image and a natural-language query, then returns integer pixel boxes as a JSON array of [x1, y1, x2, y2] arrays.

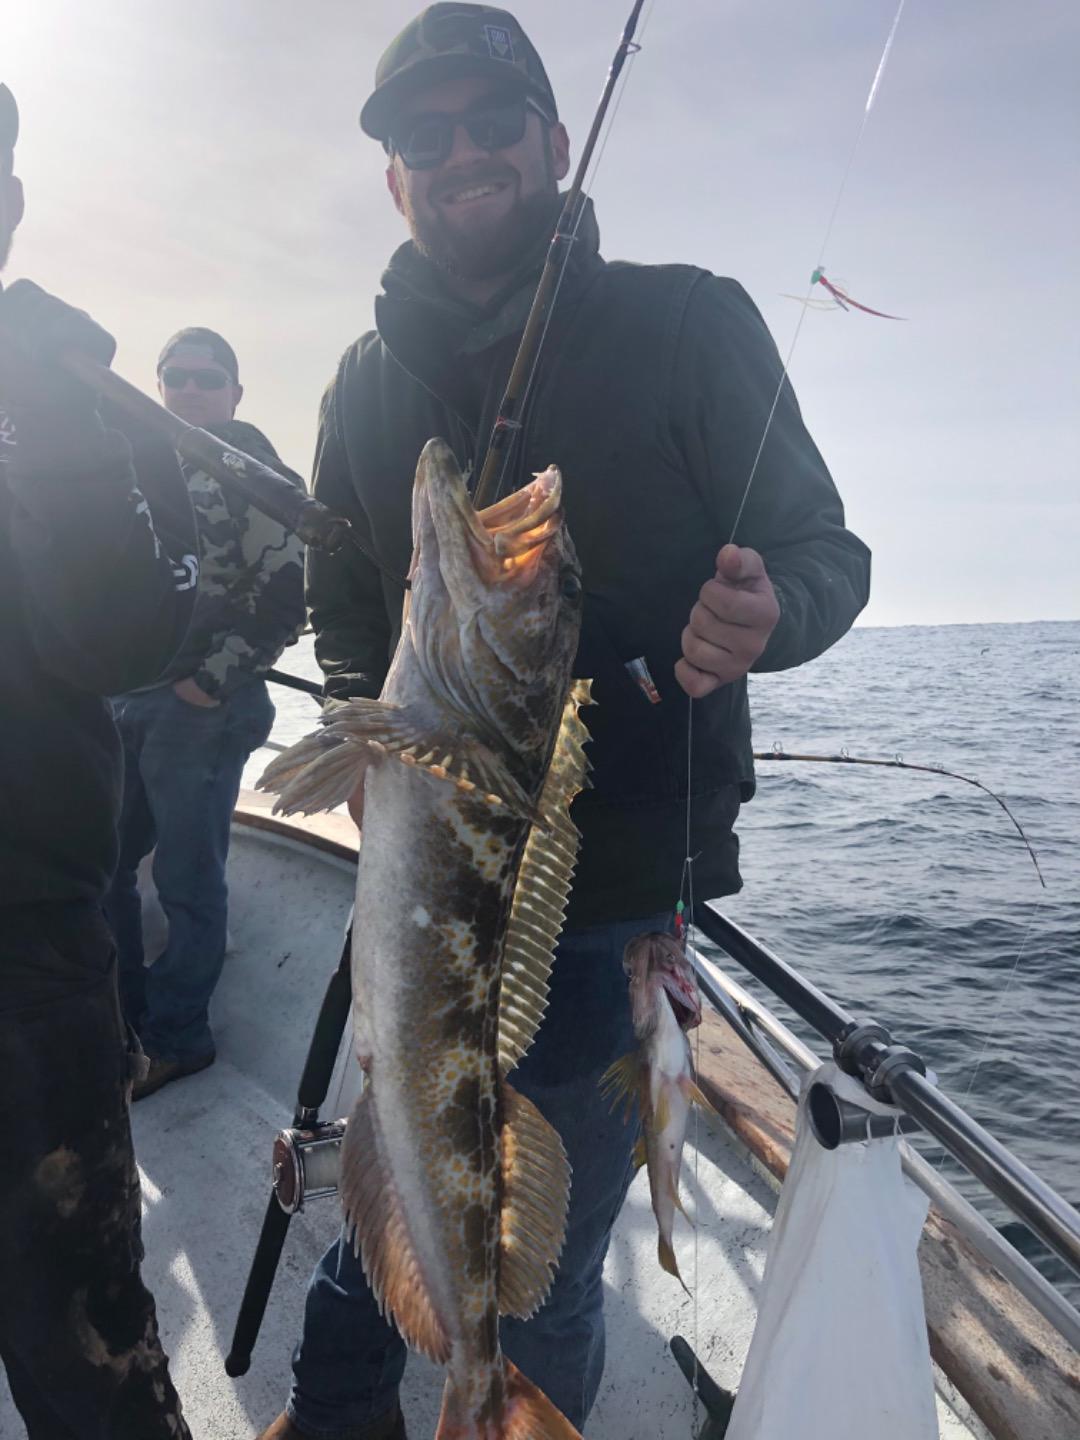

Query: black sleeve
[[6, 426, 199, 694], [305, 352, 392, 701], [671, 275, 871, 671]]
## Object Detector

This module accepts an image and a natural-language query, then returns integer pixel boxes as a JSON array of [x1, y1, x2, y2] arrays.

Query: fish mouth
[[660, 968, 702, 1031], [417, 438, 563, 587]]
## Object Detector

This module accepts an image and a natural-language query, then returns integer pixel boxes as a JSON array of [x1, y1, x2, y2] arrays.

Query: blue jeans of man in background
[[286, 910, 669, 1437], [106, 678, 274, 1063]]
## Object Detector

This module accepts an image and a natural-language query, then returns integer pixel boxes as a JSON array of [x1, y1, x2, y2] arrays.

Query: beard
[[403, 164, 560, 283]]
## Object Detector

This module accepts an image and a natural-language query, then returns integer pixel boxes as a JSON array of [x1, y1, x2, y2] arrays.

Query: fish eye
[[560, 571, 582, 602]]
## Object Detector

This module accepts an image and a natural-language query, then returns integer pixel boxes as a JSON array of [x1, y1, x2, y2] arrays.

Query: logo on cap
[[483, 24, 515, 61]]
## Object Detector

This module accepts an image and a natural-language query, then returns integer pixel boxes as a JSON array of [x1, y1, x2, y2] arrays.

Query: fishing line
[[678, 12, 908, 1416], [725, 0, 907, 545], [685, 694, 703, 1437]]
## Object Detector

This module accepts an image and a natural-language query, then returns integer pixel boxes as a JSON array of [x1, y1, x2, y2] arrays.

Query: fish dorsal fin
[[339, 1091, 452, 1364], [498, 1081, 571, 1320], [498, 681, 592, 1075], [258, 697, 537, 820]]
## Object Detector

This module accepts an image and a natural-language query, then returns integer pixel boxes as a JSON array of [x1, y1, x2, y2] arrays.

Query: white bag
[[726, 1062, 940, 1440]]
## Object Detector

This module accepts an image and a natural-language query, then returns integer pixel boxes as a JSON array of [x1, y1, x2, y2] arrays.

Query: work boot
[[131, 1051, 215, 1101], [255, 1409, 405, 1440]]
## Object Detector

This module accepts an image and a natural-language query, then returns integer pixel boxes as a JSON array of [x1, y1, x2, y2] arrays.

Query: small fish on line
[[601, 931, 716, 1292]]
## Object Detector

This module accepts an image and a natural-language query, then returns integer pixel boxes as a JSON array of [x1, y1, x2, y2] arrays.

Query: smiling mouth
[[437, 178, 511, 206]]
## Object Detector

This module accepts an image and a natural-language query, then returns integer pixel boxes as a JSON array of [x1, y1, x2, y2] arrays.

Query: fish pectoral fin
[[658, 1235, 692, 1296], [598, 1052, 641, 1122], [498, 1082, 571, 1321], [339, 1092, 451, 1365], [316, 698, 539, 820], [682, 1075, 719, 1117], [257, 729, 373, 817]]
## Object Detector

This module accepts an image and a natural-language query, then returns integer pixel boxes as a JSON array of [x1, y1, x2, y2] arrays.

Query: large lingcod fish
[[601, 932, 714, 1292], [260, 438, 589, 1440]]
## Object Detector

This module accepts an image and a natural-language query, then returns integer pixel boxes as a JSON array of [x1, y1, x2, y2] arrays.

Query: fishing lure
[[810, 267, 906, 319]]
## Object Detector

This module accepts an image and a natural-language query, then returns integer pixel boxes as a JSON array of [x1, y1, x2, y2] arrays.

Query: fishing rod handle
[[224, 1191, 292, 1377], [59, 350, 352, 553], [296, 931, 354, 1116]]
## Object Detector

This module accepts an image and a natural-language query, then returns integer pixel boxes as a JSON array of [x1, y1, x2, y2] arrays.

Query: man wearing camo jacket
[[106, 326, 306, 1099]]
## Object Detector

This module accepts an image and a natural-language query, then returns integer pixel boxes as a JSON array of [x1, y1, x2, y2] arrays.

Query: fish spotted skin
[[602, 931, 715, 1291], [260, 438, 584, 1440]]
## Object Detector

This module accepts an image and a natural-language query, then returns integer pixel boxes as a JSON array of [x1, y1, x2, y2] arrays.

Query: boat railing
[[256, 669, 1080, 1352], [689, 905, 1080, 1352]]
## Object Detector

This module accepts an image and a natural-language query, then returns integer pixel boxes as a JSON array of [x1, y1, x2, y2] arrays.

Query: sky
[[4, 0, 1078, 626]]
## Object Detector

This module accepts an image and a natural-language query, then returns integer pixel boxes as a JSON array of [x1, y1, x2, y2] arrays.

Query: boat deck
[[2, 810, 987, 1438]]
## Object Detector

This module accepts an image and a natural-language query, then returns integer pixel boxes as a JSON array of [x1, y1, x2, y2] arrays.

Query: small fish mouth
[[662, 976, 702, 1032]]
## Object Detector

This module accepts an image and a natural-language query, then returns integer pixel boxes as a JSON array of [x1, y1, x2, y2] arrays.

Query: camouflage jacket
[[156, 419, 306, 699]]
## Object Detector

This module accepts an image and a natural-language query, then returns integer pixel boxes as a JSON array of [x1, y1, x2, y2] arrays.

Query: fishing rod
[[752, 746, 1046, 887], [226, 924, 353, 1376], [471, 0, 648, 509], [0, 329, 410, 585]]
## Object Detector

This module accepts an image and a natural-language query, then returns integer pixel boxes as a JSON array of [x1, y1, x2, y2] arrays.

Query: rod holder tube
[[807, 1082, 922, 1149]]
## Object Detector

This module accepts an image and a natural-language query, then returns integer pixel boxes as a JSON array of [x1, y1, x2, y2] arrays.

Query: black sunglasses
[[160, 366, 229, 391], [387, 95, 551, 172]]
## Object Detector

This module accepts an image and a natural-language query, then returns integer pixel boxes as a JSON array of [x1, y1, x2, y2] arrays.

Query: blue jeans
[[287, 911, 670, 1438], [105, 679, 274, 1062]]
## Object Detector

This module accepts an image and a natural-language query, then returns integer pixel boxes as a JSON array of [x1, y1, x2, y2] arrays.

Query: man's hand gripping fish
[[259, 438, 589, 1440], [602, 932, 715, 1292]]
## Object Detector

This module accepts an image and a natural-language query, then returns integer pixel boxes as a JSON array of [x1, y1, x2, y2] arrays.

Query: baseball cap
[[0, 84, 19, 161], [360, 4, 557, 143], [156, 327, 240, 384]]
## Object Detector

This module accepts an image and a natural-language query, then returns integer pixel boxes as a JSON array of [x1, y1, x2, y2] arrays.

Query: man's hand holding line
[[676, 543, 781, 699]]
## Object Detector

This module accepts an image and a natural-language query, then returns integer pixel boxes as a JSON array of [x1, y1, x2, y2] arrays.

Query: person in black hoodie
[[258, 9, 871, 1440], [0, 83, 193, 1439]]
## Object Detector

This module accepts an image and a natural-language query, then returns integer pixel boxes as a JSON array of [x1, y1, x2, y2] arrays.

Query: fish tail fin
[[658, 1234, 692, 1297], [501, 1361, 582, 1439], [435, 1365, 580, 1440]]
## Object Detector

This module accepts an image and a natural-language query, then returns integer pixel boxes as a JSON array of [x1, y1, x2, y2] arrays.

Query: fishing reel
[[271, 1118, 347, 1214]]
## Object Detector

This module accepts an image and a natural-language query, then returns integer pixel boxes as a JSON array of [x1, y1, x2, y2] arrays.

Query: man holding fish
[[258, 6, 869, 1438]]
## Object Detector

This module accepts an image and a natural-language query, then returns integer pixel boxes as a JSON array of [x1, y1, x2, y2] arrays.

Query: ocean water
[[259, 619, 1080, 1298]]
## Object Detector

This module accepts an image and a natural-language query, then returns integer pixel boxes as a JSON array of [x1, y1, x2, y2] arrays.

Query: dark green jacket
[[307, 205, 870, 926]]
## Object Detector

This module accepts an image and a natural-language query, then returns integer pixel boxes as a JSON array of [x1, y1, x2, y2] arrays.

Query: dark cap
[[360, 4, 557, 143], [0, 84, 18, 158], [156, 326, 240, 384]]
